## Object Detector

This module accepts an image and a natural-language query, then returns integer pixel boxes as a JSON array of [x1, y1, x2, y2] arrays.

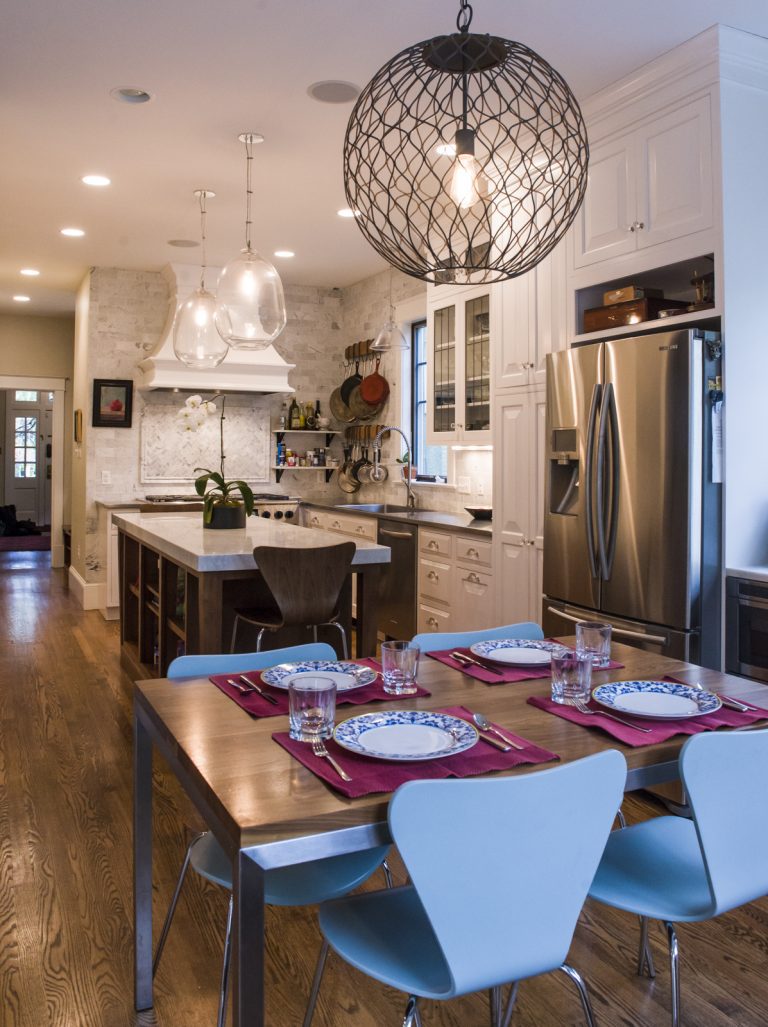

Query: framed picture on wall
[[92, 379, 133, 428]]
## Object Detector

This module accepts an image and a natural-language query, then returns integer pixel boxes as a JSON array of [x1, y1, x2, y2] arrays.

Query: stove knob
[[284, 510, 294, 519], [261, 510, 271, 518], [274, 510, 284, 519]]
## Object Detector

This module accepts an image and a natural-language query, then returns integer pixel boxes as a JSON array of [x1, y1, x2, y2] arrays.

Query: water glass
[[288, 676, 336, 741], [381, 640, 420, 696], [575, 621, 612, 668], [550, 648, 593, 706]]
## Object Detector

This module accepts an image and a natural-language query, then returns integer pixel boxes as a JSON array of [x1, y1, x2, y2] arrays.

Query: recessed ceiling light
[[167, 239, 199, 248], [337, 208, 361, 218], [13, 295, 31, 303], [82, 174, 111, 187], [61, 227, 85, 237], [20, 268, 40, 276], [274, 250, 295, 258], [110, 86, 153, 104], [307, 80, 361, 104]]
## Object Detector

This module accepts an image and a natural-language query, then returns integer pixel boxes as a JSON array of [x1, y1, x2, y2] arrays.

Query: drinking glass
[[288, 676, 336, 741], [550, 648, 593, 706], [575, 621, 612, 668], [381, 640, 420, 696]]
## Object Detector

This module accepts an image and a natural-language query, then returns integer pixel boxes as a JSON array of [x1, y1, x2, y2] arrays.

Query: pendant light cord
[[244, 134, 254, 251], [457, 0, 472, 129], [199, 190, 208, 290]]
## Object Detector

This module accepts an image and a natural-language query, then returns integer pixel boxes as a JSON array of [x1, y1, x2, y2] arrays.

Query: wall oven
[[726, 576, 768, 683]]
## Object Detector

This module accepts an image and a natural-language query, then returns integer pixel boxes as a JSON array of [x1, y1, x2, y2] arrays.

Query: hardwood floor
[[3, 550, 768, 1026]]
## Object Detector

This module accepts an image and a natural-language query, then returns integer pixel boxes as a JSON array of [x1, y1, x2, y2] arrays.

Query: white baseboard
[[68, 566, 103, 610]]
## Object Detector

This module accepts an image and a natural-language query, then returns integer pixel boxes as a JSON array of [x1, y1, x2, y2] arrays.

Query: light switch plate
[[101, 470, 112, 485]]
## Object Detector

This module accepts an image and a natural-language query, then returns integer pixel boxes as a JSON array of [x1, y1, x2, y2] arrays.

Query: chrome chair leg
[[153, 832, 205, 976], [616, 806, 627, 829], [382, 859, 393, 889], [217, 896, 234, 1027], [559, 963, 597, 1027], [665, 921, 680, 1027], [230, 615, 241, 653], [255, 626, 267, 652], [302, 938, 330, 1027], [501, 982, 519, 1027], [637, 916, 656, 978], [489, 985, 502, 1027], [403, 995, 422, 1027], [328, 619, 348, 659]]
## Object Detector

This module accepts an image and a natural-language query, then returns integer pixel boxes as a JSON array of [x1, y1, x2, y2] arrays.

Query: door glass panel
[[465, 294, 490, 431], [432, 305, 455, 433], [14, 390, 38, 402], [13, 415, 37, 479]]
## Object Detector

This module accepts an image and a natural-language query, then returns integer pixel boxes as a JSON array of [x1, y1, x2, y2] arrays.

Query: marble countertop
[[113, 510, 391, 572], [302, 501, 493, 536], [726, 566, 768, 583]]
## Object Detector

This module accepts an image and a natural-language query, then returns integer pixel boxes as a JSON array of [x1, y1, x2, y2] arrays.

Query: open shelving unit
[[271, 429, 339, 484]]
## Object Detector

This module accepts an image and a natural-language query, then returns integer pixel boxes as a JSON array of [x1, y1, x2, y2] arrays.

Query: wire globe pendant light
[[214, 132, 287, 350], [343, 0, 589, 285], [172, 190, 229, 368]]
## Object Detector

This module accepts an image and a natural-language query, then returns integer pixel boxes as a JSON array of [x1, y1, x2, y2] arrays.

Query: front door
[[4, 391, 46, 524]]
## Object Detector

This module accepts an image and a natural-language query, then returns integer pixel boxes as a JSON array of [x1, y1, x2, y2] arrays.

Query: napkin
[[210, 658, 431, 718], [271, 704, 559, 798], [428, 645, 623, 685], [527, 693, 768, 748]]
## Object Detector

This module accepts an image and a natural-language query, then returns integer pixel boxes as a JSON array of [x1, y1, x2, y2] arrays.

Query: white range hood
[[137, 263, 295, 393]]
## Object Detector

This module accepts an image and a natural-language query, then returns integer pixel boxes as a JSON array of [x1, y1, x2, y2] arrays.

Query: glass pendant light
[[371, 267, 408, 352], [172, 189, 228, 368], [214, 133, 287, 350]]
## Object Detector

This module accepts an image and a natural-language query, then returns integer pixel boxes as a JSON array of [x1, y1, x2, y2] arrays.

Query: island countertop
[[113, 510, 391, 574]]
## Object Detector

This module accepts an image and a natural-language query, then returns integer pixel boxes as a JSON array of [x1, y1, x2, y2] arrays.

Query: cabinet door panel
[[497, 273, 534, 389], [427, 302, 459, 444], [532, 243, 567, 386], [499, 544, 533, 624], [455, 568, 495, 630], [418, 557, 453, 605], [637, 95, 713, 249], [573, 139, 636, 268], [417, 602, 451, 634], [494, 396, 531, 545]]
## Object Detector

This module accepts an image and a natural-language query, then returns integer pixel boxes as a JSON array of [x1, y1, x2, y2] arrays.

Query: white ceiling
[[3, 0, 768, 317]]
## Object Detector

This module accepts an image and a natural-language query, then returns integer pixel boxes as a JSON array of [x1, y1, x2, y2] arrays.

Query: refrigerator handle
[[545, 606, 667, 644], [605, 383, 620, 578], [596, 382, 611, 579], [584, 383, 601, 579]]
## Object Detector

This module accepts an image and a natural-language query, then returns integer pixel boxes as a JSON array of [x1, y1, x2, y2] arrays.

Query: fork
[[572, 697, 653, 733], [311, 738, 351, 782]]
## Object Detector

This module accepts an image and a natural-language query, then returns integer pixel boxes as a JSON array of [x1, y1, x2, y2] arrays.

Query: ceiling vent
[[137, 264, 295, 393]]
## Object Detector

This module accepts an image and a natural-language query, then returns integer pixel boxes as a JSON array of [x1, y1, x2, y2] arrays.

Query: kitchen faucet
[[372, 426, 416, 512]]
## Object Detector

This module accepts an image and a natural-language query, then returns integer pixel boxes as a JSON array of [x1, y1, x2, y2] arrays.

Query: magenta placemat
[[428, 644, 623, 684], [527, 693, 768, 748], [271, 704, 559, 798], [210, 658, 431, 719]]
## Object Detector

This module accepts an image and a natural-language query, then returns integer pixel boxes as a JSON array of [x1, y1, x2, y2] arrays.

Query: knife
[[720, 694, 761, 712], [225, 675, 280, 705], [451, 651, 504, 677]]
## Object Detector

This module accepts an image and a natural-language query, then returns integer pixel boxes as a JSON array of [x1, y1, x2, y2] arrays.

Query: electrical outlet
[[476, 480, 485, 496], [101, 470, 112, 485], [457, 476, 471, 494]]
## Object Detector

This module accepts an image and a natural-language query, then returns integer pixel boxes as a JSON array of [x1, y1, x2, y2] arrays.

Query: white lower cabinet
[[302, 507, 377, 617], [492, 387, 546, 625], [416, 528, 495, 635]]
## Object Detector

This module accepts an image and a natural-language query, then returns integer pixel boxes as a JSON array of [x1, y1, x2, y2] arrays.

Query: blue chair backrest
[[167, 642, 338, 679], [411, 621, 544, 655], [388, 749, 626, 997], [681, 728, 768, 914]]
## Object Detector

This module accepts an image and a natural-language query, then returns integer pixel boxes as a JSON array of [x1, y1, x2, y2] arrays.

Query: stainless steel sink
[[333, 503, 414, 514]]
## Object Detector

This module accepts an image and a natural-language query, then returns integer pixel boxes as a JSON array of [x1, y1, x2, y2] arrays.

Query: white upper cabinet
[[574, 95, 713, 269], [426, 284, 493, 446]]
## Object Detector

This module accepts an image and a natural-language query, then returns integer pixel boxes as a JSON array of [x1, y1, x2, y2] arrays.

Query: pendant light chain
[[456, 0, 473, 32], [244, 134, 254, 251]]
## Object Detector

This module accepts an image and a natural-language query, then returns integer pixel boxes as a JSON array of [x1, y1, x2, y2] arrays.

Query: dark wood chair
[[230, 541, 356, 657]]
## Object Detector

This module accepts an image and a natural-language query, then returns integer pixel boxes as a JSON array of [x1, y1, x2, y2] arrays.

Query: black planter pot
[[204, 503, 246, 530]]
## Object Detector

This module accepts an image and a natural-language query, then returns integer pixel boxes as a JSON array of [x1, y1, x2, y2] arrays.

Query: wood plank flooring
[[3, 550, 768, 1026]]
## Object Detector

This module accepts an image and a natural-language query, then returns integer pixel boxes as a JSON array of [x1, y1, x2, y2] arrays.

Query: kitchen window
[[411, 319, 448, 481]]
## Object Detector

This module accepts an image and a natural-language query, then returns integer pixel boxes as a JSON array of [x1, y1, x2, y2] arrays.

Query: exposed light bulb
[[447, 128, 493, 210], [173, 288, 228, 368]]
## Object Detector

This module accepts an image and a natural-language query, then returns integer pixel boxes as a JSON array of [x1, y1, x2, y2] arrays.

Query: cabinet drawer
[[327, 513, 377, 541], [455, 568, 495, 630], [420, 528, 453, 558], [417, 603, 452, 634], [455, 535, 492, 567], [304, 508, 334, 530], [418, 557, 453, 605]]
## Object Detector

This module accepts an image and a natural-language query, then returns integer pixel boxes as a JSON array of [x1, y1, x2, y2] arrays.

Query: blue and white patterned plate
[[593, 680, 722, 719], [334, 710, 478, 761], [470, 638, 565, 667], [260, 660, 377, 692]]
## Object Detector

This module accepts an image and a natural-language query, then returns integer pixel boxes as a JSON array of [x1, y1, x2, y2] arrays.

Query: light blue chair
[[411, 620, 544, 654], [157, 643, 392, 1027], [588, 729, 768, 1026], [317, 749, 627, 1027]]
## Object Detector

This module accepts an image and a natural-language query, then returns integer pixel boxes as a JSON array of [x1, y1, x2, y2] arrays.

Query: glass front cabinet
[[426, 285, 493, 446]]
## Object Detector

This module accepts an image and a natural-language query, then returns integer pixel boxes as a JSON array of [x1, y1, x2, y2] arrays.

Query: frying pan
[[337, 444, 360, 493], [348, 383, 379, 420], [340, 341, 364, 404], [359, 355, 390, 406], [329, 386, 355, 423]]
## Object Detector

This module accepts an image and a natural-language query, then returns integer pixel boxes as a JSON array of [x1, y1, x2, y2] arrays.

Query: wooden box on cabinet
[[583, 297, 687, 333]]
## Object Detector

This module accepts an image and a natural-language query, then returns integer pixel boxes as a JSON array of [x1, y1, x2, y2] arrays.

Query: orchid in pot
[[176, 395, 255, 529]]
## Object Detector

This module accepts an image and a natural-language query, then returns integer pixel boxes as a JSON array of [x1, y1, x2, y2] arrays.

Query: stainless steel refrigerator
[[542, 328, 723, 668]]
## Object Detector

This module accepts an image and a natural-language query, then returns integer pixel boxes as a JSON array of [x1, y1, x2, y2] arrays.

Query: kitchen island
[[114, 511, 390, 679]]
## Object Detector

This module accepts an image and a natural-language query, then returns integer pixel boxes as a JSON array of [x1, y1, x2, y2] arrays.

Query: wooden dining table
[[133, 639, 768, 1026]]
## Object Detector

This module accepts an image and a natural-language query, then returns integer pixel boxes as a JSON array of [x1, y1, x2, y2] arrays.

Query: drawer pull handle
[[427, 540, 439, 550], [465, 572, 481, 584], [356, 526, 365, 533], [427, 570, 439, 581], [467, 547, 479, 558], [332, 520, 341, 528], [427, 617, 439, 628]]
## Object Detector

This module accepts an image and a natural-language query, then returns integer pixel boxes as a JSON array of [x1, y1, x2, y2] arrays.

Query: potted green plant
[[177, 395, 255, 529]]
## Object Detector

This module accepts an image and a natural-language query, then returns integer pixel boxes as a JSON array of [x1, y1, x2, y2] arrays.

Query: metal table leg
[[234, 848, 266, 1026], [133, 707, 154, 1010]]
